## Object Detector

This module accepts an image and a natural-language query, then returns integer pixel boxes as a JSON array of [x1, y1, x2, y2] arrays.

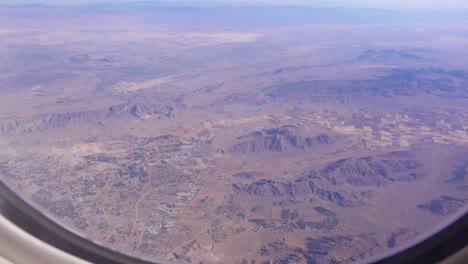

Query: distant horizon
[[1, 0, 468, 10]]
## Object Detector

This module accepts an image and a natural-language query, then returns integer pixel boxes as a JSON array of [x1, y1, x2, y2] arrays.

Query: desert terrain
[[0, 3, 467, 264]]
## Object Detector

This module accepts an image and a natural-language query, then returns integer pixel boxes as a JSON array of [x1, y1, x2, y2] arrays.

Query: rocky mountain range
[[417, 196, 467, 216], [0, 101, 175, 135], [229, 126, 336, 154], [321, 155, 424, 187], [263, 68, 468, 101], [232, 150, 428, 207]]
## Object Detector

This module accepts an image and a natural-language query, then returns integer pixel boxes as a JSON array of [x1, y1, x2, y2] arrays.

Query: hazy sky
[[1, 0, 468, 9]]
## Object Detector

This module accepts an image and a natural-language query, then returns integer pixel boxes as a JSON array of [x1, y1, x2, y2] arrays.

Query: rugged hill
[[232, 150, 426, 207], [417, 196, 466, 216], [232, 173, 366, 207], [263, 68, 468, 101], [387, 228, 419, 248], [229, 126, 336, 154], [248, 233, 381, 264], [321, 155, 424, 187], [0, 101, 175, 135], [446, 162, 467, 184]]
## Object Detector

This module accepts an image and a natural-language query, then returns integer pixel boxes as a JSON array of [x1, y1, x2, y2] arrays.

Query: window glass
[[0, 1, 467, 263]]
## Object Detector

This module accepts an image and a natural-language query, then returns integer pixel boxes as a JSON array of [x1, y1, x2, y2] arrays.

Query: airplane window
[[0, 1, 467, 264]]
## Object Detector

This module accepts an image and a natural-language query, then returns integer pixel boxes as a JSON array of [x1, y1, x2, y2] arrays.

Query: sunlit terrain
[[0, 3, 467, 263]]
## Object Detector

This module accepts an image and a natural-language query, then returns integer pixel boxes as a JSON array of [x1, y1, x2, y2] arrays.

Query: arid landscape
[[0, 3, 467, 264]]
